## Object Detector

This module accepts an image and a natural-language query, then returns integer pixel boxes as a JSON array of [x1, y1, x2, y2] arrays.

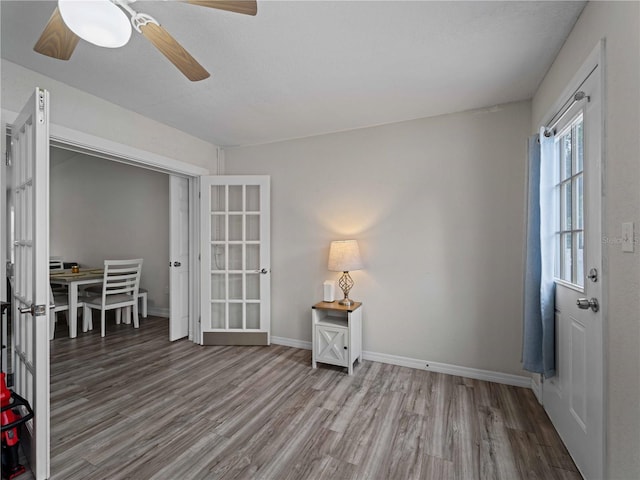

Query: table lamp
[[328, 240, 363, 306]]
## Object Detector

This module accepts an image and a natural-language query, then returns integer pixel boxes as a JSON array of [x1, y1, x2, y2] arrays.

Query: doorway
[[49, 147, 170, 322], [2, 89, 211, 479]]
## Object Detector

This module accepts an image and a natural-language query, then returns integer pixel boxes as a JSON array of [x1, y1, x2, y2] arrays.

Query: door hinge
[[5, 148, 11, 166], [38, 90, 46, 124]]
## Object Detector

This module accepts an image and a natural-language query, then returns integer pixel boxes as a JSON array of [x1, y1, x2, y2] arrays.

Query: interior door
[[200, 176, 270, 345], [542, 65, 603, 479], [169, 175, 190, 341], [10, 88, 51, 479]]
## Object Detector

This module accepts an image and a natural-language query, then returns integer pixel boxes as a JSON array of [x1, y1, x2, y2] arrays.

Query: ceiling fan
[[33, 0, 258, 81]]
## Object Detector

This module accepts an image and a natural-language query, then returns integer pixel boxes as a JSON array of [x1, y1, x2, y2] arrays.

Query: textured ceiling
[[1, 1, 585, 147]]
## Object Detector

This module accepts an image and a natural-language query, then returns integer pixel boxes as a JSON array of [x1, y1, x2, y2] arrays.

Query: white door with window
[[169, 175, 190, 341], [10, 88, 51, 479], [542, 53, 604, 479], [200, 176, 270, 345]]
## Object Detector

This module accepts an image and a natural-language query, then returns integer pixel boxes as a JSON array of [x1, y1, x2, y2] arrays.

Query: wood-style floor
[[18, 316, 581, 480]]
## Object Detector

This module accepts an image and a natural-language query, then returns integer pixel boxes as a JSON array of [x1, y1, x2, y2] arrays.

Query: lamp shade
[[58, 0, 132, 48], [328, 240, 363, 272]]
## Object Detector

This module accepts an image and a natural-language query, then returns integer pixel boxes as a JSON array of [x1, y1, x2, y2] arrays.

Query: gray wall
[[225, 100, 531, 376], [50, 149, 170, 313], [1, 60, 218, 170], [532, 2, 640, 478]]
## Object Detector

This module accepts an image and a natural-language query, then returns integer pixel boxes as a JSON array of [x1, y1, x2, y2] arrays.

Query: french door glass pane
[[212, 215, 225, 241], [246, 245, 260, 271], [246, 274, 260, 300], [228, 245, 242, 270], [229, 303, 242, 328], [576, 174, 584, 230], [562, 132, 572, 180], [210, 186, 225, 212], [211, 303, 225, 329], [576, 121, 584, 172], [211, 274, 225, 300], [229, 215, 243, 241], [229, 274, 243, 299], [576, 232, 584, 287], [562, 182, 572, 230], [211, 245, 225, 270], [246, 185, 260, 211], [246, 215, 260, 241], [229, 185, 243, 212], [562, 233, 572, 282], [555, 235, 561, 278], [246, 304, 260, 329]]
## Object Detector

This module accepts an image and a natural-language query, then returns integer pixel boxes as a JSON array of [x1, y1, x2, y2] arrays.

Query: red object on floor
[[1, 373, 27, 480]]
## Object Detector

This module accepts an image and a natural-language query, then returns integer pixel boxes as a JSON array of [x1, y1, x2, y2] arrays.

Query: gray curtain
[[522, 133, 556, 378]]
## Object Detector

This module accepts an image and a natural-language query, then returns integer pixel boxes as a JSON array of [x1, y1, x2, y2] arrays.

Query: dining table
[[49, 268, 104, 338]]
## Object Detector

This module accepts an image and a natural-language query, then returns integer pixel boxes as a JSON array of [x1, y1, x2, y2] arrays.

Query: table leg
[[68, 283, 78, 338]]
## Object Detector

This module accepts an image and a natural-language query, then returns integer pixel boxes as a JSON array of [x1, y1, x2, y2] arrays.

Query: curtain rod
[[543, 64, 597, 137]]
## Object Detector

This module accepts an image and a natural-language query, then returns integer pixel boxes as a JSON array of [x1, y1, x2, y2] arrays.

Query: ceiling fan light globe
[[58, 0, 131, 48]]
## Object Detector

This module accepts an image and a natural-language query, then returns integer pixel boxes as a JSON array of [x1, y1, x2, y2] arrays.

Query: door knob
[[19, 304, 48, 316], [256, 268, 268, 274], [173, 261, 181, 267], [19, 305, 34, 315], [577, 297, 599, 313]]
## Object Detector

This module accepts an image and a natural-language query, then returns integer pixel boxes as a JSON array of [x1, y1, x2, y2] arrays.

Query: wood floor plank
[[421, 453, 455, 480], [382, 411, 427, 479], [426, 372, 456, 460], [14, 316, 580, 480]]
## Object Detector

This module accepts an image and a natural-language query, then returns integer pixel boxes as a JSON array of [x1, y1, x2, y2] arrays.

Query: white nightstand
[[311, 301, 362, 375]]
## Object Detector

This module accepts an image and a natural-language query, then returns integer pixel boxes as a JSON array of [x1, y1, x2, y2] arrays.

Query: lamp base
[[337, 271, 355, 307]]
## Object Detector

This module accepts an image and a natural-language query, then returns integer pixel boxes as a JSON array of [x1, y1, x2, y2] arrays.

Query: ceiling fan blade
[[33, 7, 80, 60], [184, 1, 257, 16], [140, 23, 210, 82]]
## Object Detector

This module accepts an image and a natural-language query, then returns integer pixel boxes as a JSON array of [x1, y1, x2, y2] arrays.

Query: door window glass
[[554, 113, 584, 288]]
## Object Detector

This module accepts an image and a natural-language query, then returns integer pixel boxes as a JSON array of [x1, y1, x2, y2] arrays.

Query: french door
[[10, 88, 51, 479], [542, 55, 604, 479], [200, 176, 270, 345]]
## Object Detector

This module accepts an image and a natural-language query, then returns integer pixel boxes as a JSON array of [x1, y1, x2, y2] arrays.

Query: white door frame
[[2, 108, 210, 345], [538, 40, 607, 479]]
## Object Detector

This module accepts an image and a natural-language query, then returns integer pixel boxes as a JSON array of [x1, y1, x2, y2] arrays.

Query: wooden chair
[[49, 285, 83, 340], [83, 259, 143, 337], [49, 257, 64, 270], [84, 285, 148, 319], [50, 256, 68, 295], [138, 287, 148, 319]]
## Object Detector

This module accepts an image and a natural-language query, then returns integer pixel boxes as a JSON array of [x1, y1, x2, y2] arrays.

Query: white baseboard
[[531, 375, 543, 403], [270, 336, 531, 388], [271, 336, 311, 350], [147, 307, 169, 318]]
